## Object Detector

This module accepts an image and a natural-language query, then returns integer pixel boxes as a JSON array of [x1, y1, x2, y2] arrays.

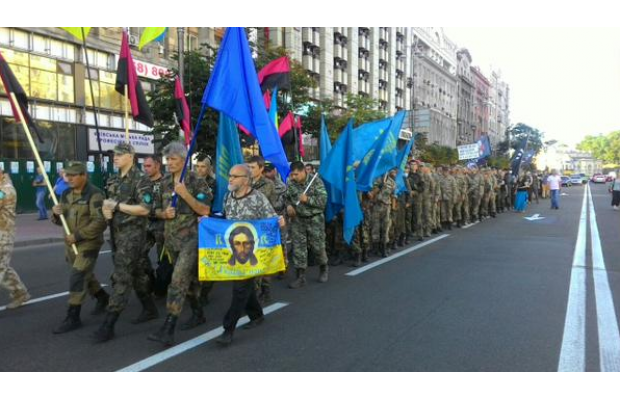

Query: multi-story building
[[262, 27, 459, 147], [488, 69, 510, 151], [0, 27, 221, 163], [471, 66, 490, 142], [455, 48, 474, 145]]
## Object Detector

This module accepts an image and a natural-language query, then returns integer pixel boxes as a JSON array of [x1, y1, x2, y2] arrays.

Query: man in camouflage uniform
[[248, 156, 276, 303], [350, 192, 372, 266], [420, 165, 434, 237], [148, 142, 212, 346], [431, 166, 443, 233], [480, 168, 493, 219], [51, 161, 109, 334], [461, 167, 472, 225], [439, 166, 456, 230], [391, 168, 409, 249], [408, 161, 425, 241], [0, 165, 30, 310], [195, 156, 216, 192], [452, 167, 467, 227], [263, 161, 288, 279], [369, 172, 396, 257], [286, 161, 328, 288], [93, 143, 155, 343], [489, 168, 498, 218], [140, 156, 170, 298], [469, 166, 484, 222], [216, 164, 285, 346]]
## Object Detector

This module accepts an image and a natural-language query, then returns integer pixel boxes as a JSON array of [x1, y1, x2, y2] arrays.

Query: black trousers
[[223, 278, 264, 332], [612, 191, 620, 207]]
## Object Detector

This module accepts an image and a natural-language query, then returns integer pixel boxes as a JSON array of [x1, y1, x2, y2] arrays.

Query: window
[[85, 70, 122, 111], [0, 117, 76, 160]]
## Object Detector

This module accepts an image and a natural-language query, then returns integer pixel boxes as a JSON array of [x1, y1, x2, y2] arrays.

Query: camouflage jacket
[[106, 165, 153, 232], [252, 176, 277, 210], [408, 172, 424, 197], [372, 176, 396, 206], [285, 174, 327, 217], [0, 175, 17, 240], [270, 177, 287, 215], [224, 188, 277, 220], [157, 171, 212, 250], [52, 182, 107, 251], [439, 175, 457, 202]]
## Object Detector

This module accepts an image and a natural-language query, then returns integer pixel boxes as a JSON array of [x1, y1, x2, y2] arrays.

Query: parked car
[[561, 176, 572, 187], [576, 173, 588, 184], [569, 175, 583, 185], [591, 174, 607, 183]]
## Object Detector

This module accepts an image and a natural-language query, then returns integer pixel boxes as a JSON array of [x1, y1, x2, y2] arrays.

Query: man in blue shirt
[[53, 169, 69, 198], [32, 167, 48, 220]]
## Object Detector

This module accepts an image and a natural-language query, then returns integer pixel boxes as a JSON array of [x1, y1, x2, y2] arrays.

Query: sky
[[444, 28, 620, 148]]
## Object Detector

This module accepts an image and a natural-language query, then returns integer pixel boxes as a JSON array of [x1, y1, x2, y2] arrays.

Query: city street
[[1, 183, 619, 372]]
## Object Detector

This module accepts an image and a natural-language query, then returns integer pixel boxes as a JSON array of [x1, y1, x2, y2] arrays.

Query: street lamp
[[408, 36, 420, 137]]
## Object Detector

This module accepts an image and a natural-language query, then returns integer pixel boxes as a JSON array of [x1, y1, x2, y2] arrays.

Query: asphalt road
[[1, 183, 619, 371]]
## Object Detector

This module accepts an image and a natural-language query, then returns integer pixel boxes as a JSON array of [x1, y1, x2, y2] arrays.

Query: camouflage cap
[[113, 142, 135, 155], [64, 161, 87, 175]]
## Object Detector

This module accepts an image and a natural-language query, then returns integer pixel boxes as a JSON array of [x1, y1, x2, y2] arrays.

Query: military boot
[[131, 295, 159, 324], [216, 329, 234, 346], [361, 248, 369, 262], [179, 298, 206, 331], [53, 305, 82, 334], [404, 234, 410, 245], [351, 252, 362, 268], [380, 243, 388, 258], [288, 269, 306, 289], [92, 311, 119, 343], [147, 314, 178, 346], [398, 234, 405, 247], [456, 220, 462, 228], [91, 289, 109, 316], [318, 265, 329, 283]]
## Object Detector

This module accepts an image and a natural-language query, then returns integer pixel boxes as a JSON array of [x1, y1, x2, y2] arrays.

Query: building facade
[[488, 69, 510, 152], [471, 66, 490, 142], [455, 48, 474, 146]]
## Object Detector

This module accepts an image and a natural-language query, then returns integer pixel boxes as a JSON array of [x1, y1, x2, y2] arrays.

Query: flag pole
[[124, 84, 129, 142], [9, 92, 78, 255]]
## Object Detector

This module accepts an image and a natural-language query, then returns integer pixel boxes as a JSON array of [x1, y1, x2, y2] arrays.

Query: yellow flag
[[138, 27, 167, 50], [60, 27, 92, 41]]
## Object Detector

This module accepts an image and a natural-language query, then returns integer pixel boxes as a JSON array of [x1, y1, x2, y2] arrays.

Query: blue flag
[[395, 138, 414, 195], [476, 134, 492, 161], [202, 27, 289, 179], [352, 117, 394, 162], [213, 112, 245, 213], [319, 120, 363, 243], [319, 114, 332, 163], [268, 86, 278, 128], [522, 149, 536, 166], [355, 110, 406, 192]]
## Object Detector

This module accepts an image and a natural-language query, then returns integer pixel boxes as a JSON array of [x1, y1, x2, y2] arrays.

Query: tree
[[418, 143, 458, 165], [507, 123, 544, 155], [148, 44, 219, 158], [578, 131, 620, 163]]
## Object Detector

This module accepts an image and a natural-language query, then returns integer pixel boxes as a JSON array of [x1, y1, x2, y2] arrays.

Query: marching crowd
[[1, 141, 550, 347]]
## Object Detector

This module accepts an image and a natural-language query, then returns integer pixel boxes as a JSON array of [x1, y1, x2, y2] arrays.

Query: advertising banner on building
[[88, 128, 154, 154]]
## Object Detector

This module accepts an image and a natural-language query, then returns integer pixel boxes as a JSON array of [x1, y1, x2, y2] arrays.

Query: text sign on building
[[88, 128, 154, 155], [115, 56, 171, 80], [458, 143, 481, 160]]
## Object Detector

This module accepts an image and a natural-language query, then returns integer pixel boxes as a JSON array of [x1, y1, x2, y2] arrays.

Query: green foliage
[[577, 131, 620, 163], [487, 155, 511, 169], [148, 44, 219, 158], [418, 143, 458, 166], [507, 123, 544, 155]]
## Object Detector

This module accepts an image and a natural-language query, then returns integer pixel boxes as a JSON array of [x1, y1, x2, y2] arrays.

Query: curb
[[14, 234, 112, 249]]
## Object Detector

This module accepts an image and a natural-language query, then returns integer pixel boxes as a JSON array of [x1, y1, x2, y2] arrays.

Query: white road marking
[[587, 184, 620, 372], [346, 234, 450, 277], [117, 302, 290, 372], [558, 184, 588, 371], [462, 221, 480, 229], [0, 284, 108, 312]]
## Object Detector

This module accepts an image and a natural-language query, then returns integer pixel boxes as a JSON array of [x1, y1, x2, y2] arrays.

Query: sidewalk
[[14, 213, 65, 247]]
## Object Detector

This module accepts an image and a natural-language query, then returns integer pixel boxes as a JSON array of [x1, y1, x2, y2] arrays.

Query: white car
[[591, 174, 607, 183], [569, 175, 583, 185]]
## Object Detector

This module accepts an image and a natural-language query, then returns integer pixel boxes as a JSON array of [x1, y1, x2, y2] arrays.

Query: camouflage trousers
[[290, 213, 328, 270], [326, 215, 347, 256], [411, 198, 424, 238], [0, 234, 28, 298], [392, 204, 407, 242], [65, 246, 104, 306], [405, 201, 414, 237], [480, 193, 491, 217], [490, 192, 498, 214], [421, 197, 433, 236], [433, 201, 441, 229], [351, 208, 371, 255], [440, 200, 453, 223], [461, 196, 470, 223], [470, 193, 482, 221], [108, 230, 151, 314], [166, 238, 201, 316], [453, 199, 463, 223], [138, 222, 166, 283], [371, 203, 391, 244]]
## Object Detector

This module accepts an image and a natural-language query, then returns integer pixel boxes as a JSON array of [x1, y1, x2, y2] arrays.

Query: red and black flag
[[115, 30, 154, 128], [296, 115, 305, 158], [258, 57, 291, 92], [278, 112, 296, 144], [0, 50, 44, 143], [174, 77, 191, 146]]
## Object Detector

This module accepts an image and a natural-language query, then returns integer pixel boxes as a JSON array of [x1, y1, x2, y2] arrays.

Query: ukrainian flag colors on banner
[[198, 217, 285, 281]]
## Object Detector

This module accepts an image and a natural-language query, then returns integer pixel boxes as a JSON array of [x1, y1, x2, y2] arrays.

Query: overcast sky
[[444, 28, 620, 148]]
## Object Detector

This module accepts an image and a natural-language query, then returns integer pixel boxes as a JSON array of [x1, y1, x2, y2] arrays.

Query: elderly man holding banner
[[198, 164, 285, 346]]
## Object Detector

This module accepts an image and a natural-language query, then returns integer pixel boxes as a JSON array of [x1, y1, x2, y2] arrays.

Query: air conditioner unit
[[128, 34, 139, 48]]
